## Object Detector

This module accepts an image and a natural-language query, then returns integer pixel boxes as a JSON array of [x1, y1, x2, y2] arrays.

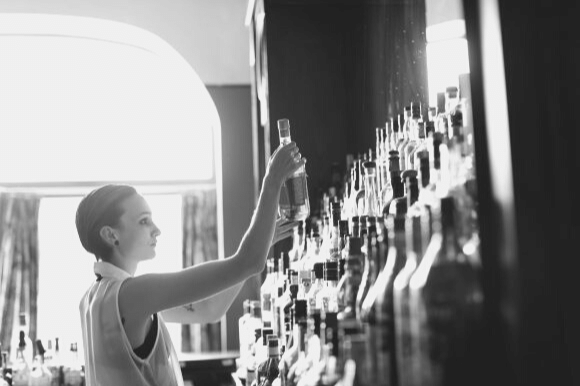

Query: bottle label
[[282, 175, 307, 206]]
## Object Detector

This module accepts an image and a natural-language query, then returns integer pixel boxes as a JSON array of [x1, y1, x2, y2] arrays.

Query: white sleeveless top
[[79, 261, 184, 386]]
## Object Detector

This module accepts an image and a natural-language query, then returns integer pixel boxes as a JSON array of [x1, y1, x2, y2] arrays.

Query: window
[[426, 19, 470, 106], [0, 13, 223, 359]]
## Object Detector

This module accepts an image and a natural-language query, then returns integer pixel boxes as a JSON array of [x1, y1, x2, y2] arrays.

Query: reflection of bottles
[[409, 197, 484, 386], [277, 118, 310, 221]]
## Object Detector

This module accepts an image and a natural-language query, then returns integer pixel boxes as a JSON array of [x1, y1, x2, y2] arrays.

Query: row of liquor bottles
[[0, 314, 84, 386], [236, 86, 484, 386]]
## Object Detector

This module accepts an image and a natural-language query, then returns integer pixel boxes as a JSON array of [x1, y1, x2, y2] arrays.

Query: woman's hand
[[264, 142, 307, 188], [272, 218, 300, 245]]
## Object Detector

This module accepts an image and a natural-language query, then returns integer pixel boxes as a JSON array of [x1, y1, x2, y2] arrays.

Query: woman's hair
[[76, 184, 137, 260]]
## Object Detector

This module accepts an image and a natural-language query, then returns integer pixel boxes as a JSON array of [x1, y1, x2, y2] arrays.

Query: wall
[[0, 0, 251, 85]]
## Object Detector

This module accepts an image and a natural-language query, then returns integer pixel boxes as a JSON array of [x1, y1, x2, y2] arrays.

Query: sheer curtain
[[181, 189, 222, 352], [0, 193, 41, 354]]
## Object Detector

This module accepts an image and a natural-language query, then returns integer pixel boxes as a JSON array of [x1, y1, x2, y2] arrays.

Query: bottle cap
[[243, 299, 251, 314], [268, 337, 279, 348], [351, 216, 359, 223], [313, 262, 324, 279], [348, 237, 362, 254], [294, 299, 308, 318], [290, 284, 299, 298], [363, 161, 376, 169], [277, 118, 290, 131]]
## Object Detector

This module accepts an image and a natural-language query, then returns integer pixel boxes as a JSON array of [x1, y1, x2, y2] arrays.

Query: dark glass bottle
[[382, 151, 405, 216], [408, 196, 484, 386], [360, 201, 407, 386], [256, 338, 281, 386]]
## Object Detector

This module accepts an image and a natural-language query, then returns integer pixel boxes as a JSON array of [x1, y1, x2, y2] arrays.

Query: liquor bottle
[[256, 338, 281, 386], [402, 102, 422, 171], [381, 151, 404, 216], [50, 339, 63, 386], [315, 261, 339, 313], [361, 162, 380, 217], [336, 237, 363, 319], [409, 113, 428, 172], [261, 258, 276, 328], [390, 115, 401, 153], [280, 299, 308, 376], [307, 262, 325, 314], [354, 221, 379, 318], [12, 332, 31, 386], [408, 197, 484, 386], [393, 171, 430, 386], [397, 107, 412, 171], [62, 343, 83, 386], [360, 205, 407, 386], [29, 340, 51, 386], [277, 118, 310, 221], [328, 202, 343, 261]]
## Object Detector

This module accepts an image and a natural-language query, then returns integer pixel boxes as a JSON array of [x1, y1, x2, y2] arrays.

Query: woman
[[76, 142, 305, 385]]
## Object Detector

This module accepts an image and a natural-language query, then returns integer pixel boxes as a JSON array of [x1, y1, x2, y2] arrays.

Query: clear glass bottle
[[355, 222, 378, 318], [362, 161, 380, 217], [336, 237, 363, 318], [316, 261, 339, 313], [307, 262, 325, 314], [397, 107, 412, 171], [62, 343, 83, 386], [328, 201, 343, 261], [402, 102, 423, 172], [381, 151, 404, 216], [260, 258, 276, 328], [408, 197, 484, 386], [277, 118, 310, 221]]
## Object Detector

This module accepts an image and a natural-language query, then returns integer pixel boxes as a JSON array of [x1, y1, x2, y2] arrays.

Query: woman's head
[[76, 184, 138, 260]]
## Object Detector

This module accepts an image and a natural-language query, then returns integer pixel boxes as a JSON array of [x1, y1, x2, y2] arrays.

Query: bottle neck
[[279, 134, 292, 146]]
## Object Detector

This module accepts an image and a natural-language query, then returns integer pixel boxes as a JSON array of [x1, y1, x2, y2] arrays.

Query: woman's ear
[[99, 226, 118, 247]]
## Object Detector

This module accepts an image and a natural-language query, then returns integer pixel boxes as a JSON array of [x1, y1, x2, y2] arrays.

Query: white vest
[[80, 261, 184, 386]]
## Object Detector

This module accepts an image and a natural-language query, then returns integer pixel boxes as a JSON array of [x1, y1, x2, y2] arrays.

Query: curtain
[[181, 189, 221, 353], [0, 193, 41, 355]]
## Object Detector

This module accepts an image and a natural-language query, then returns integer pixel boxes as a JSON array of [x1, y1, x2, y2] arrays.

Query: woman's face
[[115, 194, 161, 261]]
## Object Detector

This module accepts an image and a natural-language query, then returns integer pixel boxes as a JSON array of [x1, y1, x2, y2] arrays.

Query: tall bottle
[[408, 196, 484, 386], [381, 151, 405, 216], [355, 219, 379, 317], [261, 257, 276, 328], [336, 237, 363, 318], [315, 261, 340, 314], [402, 102, 423, 172], [307, 262, 325, 314], [362, 161, 380, 217], [277, 118, 310, 221], [360, 205, 408, 386]]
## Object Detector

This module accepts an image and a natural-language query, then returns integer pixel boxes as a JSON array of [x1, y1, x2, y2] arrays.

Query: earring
[[114, 240, 119, 246]]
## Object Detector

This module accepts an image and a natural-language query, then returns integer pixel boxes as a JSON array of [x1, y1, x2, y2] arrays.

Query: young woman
[[76, 142, 305, 385]]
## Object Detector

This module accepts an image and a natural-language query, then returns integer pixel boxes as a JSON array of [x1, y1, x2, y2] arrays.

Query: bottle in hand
[[277, 118, 310, 221]]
